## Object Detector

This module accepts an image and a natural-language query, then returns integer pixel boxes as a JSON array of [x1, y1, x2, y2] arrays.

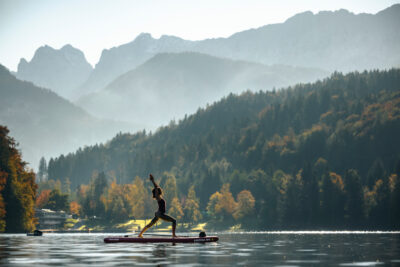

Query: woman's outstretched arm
[[149, 174, 159, 188]]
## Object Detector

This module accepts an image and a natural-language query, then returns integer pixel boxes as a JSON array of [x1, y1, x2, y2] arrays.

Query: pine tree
[[37, 157, 47, 182], [344, 169, 364, 227], [162, 172, 178, 205]]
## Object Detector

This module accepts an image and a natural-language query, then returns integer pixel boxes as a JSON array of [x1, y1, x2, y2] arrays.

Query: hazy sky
[[0, 0, 398, 71]]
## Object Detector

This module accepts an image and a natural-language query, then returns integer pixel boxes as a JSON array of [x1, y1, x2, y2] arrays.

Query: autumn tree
[[70, 201, 81, 216], [0, 126, 37, 232], [104, 181, 129, 221], [130, 176, 145, 219], [206, 184, 237, 223], [233, 190, 255, 222], [36, 189, 51, 208], [207, 191, 222, 221]]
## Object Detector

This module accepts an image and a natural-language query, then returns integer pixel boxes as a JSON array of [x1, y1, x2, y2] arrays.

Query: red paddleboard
[[104, 236, 219, 243]]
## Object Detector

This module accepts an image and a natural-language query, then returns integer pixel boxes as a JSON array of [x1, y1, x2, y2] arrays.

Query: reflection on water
[[0, 232, 399, 266]]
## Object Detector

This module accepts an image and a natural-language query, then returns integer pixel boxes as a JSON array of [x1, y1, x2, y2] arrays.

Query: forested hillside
[[47, 69, 400, 229]]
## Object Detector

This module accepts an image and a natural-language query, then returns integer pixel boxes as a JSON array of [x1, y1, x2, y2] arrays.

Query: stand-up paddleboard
[[104, 233, 218, 243]]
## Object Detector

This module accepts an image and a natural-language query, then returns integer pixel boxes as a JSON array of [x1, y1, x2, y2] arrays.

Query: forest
[[35, 69, 400, 229]]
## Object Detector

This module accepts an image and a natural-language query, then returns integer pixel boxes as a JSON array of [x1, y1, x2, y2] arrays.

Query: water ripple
[[0, 232, 399, 266]]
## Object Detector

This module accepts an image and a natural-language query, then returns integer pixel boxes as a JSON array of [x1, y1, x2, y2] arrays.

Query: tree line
[[43, 69, 400, 229]]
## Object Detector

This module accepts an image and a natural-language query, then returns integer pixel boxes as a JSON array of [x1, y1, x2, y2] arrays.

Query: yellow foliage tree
[[206, 183, 237, 222], [104, 181, 129, 221], [233, 190, 255, 221], [131, 176, 145, 219], [219, 183, 237, 214], [207, 191, 222, 220]]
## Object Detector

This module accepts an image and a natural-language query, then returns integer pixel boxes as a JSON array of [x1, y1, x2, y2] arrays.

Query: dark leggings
[[147, 211, 176, 228]]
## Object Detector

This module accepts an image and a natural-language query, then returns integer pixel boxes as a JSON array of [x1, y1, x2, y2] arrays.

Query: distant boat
[[27, 230, 43, 236]]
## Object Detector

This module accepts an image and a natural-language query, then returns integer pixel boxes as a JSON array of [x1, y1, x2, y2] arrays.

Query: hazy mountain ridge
[[78, 5, 400, 96], [197, 5, 400, 70], [77, 33, 196, 96], [16, 44, 93, 99], [78, 52, 328, 129], [0, 64, 132, 169]]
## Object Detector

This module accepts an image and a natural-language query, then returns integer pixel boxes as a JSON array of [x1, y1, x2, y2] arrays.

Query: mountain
[[0, 64, 133, 169], [78, 5, 400, 96], [78, 33, 192, 96], [77, 52, 328, 129], [16, 44, 93, 99], [198, 5, 400, 71]]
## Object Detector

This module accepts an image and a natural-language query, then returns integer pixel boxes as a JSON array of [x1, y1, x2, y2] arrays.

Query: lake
[[0, 231, 399, 266]]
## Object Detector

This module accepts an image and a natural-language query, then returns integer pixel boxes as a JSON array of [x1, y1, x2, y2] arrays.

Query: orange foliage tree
[[70, 201, 81, 216], [36, 189, 51, 208]]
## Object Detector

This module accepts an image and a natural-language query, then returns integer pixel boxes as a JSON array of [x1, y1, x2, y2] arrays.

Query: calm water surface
[[0, 232, 399, 266]]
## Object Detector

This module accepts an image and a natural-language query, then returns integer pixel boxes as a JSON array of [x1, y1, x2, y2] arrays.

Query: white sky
[[0, 0, 398, 71]]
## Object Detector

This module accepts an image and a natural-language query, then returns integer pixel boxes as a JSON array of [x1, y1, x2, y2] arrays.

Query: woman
[[138, 174, 177, 238]]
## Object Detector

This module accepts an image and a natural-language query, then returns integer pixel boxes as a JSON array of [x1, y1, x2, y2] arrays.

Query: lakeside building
[[35, 209, 71, 230]]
